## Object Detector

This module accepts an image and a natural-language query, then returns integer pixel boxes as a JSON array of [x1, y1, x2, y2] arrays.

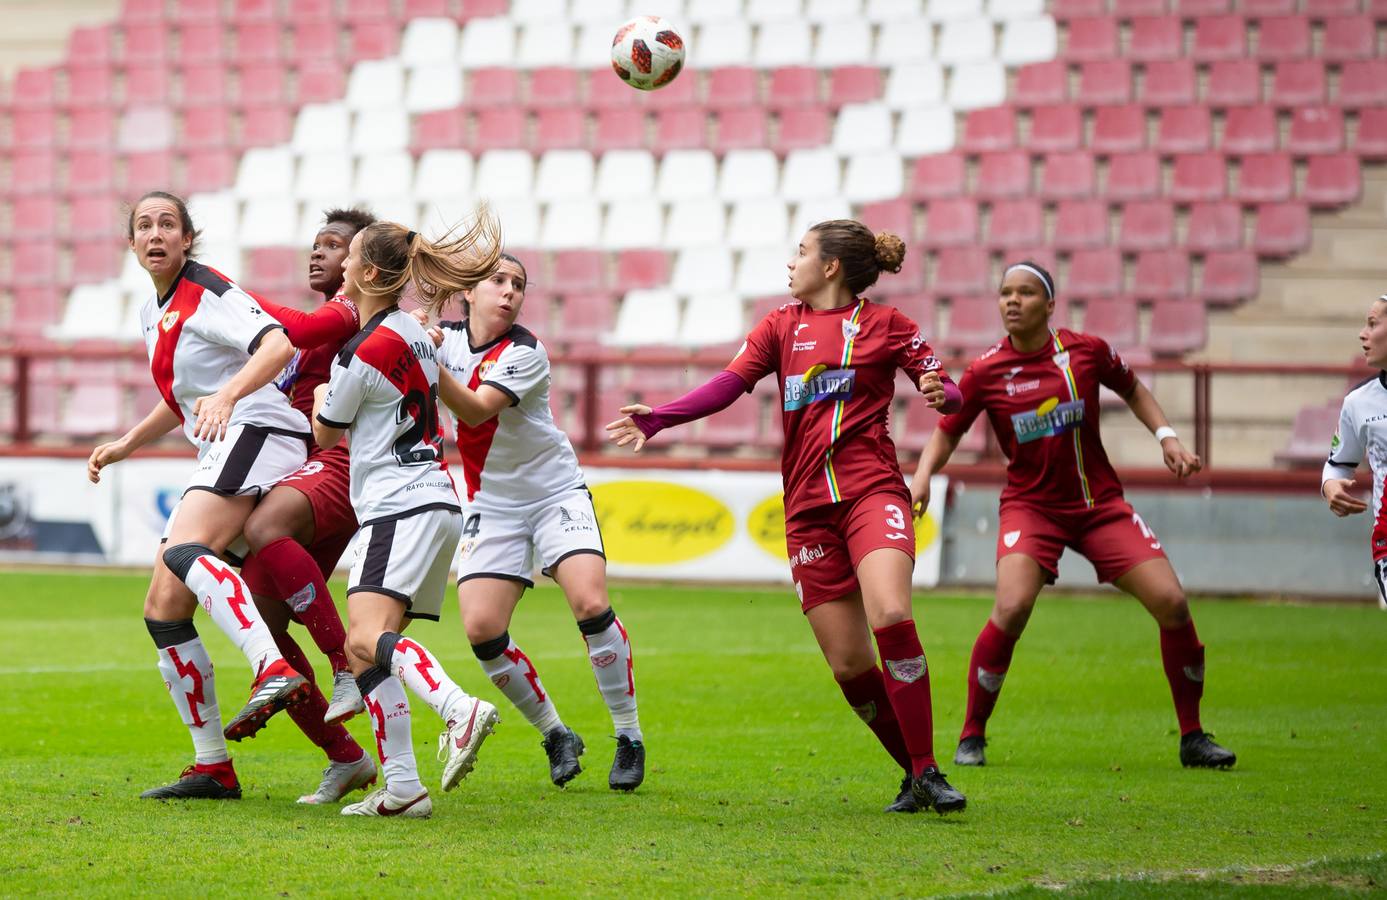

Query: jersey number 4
[[393, 386, 443, 466]]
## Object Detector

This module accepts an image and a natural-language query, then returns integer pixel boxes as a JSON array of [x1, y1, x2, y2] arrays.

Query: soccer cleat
[[296, 752, 378, 805], [223, 659, 311, 742], [323, 669, 366, 726], [437, 697, 500, 792], [609, 735, 645, 792], [910, 766, 968, 814], [954, 735, 987, 767], [341, 786, 432, 819], [885, 774, 921, 813], [542, 725, 585, 787], [140, 763, 241, 800], [1180, 730, 1237, 769]]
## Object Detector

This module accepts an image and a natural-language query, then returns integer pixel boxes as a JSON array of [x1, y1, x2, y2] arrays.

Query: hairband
[[1005, 263, 1054, 299], [405, 230, 418, 244]]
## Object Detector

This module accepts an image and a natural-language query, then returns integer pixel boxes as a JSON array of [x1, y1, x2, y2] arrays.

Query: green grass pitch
[[1, 571, 1384, 897]]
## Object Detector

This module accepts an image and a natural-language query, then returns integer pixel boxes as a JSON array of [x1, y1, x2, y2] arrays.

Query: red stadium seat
[[6, 240, 59, 287], [1091, 106, 1147, 154], [1241, 0, 1296, 15], [236, 62, 288, 106], [471, 108, 526, 152], [1252, 202, 1309, 256], [1275, 402, 1340, 467], [650, 108, 705, 154], [590, 109, 646, 153], [1139, 60, 1197, 107], [828, 67, 882, 108], [67, 150, 117, 195], [1237, 153, 1294, 203], [908, 153, 967, 200], [1338, 61, 1387, 107], [9, 67, 58, 110], [553, 250, 608, 293], [697, 394, 767, 449], [1186, 201, 1245, 251], [1322, 15, 1377, 61], [975, 151, 1031, 200], [1065, 16, 1119, 60], [291, 23, 340, 60], [874, 250, 926, 296], [459, 0, 510, 18], [767, 67, 819, 109], [1128, 16, 1183, 60], [1155, 106, 1213, 154], [8, 288, 62, 336], [1014, 61, 1068, 107], [1067, 248, 1124, 297], [1198, 249, 1259, 304], [467, 68, 521, 110], [558, 293, 617, 347], [1191, 16, 1247, 61], [932, 248, 991, 297], [1077, 60, 1133, 106], [947, 296, 1004, 352], [233, 24, 284, 65], [1170, 153, 1228, 202], [1082, 297, 1140, 347], [617, 249, 671, 289], [1222, 106, 1277, 154], [986, 200, 1044, 249], [587, 67, 641, 110], [347, 23, 399, 62], [343, 0, 394, 25], [125, 150, 175, 193], [69, 193, 119, 238], [10, 196, 60, 237], [892, 294, 938, 334], [528, 68, 580, 110], [961, 107, 1017, 153], [1114, 0, 1169, 16], [177, 24, 227, 65], [8, 152, 59, 196], [173, 0, 222, 23], [1255, 15, 1310, 59], [1302, 154, 1362, 207], [67, 26, 115, 67], [1354, 108, 1387, 160], [246, 247, 301, 293], [1055, 0, 1108, 17], [1147, 299, 1207, 356], [1270, 60, 1326, 107], [713, 108, 769, 154], [1105, 152, 1161, 201], [295, 60, 346, 103], [230, 0, 279, 24], [1307, 0, 1365, 17], [774, 107, 830, 153], [859, 198, 915, 237], [705, 67, 759, 111], [1118, 200, 1175, 250], [120, 25, 169, 65], [412, 108, 467, 152], [922, 199, 979, 247], [237, 106, 291, 148], [65, 64, 116, 109], [639, 66, 697, 109], [1133, 249, 1191, 298], [71, 238, 124, 282], [121, 62, 170, 107], [11, 110, 58, 150], [533, 108, 586, 151], [1285, 107, 1344, 156], [1029, 105, 1084, 152], [1053, 200, 1110, 250], [1206, 60, 1261, 106], [69, 108, 116, 149], [1175, 0, 1231, 14], [1039, 152, 1096, 199], [178, 63, 230, 107]]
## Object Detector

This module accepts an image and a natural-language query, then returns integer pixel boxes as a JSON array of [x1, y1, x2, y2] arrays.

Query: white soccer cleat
[[324, 670, 366, 726], [340, 786, 432, 819], [437, 697, 500, 792], [297, 752, 378, 805]]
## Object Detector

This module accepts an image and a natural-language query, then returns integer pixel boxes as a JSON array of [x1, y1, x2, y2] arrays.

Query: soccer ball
[[610, 16, 685, 91]]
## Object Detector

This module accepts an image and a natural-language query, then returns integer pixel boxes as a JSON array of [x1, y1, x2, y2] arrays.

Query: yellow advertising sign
[[590, 480, 735, 564], [747, 492, 939, 562]]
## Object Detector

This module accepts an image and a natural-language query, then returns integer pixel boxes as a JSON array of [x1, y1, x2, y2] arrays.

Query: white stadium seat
[[351, 108, 409, 153], [295, 151, 353, 198], [671, 247, 735, 292], [56, 284, 123, 340], [510, 0, 568, 21], [415, 149, 475, 200], [574, 23, 616, 68], [539, 199, 602, 248], [405, 64, 464, 113], [885, 62, 945, 108], [753, 19, 813, 67], [357, 196, 420, 228], [781, 148, 841, 201], [184, 193, 239, 250], [292, 103, 350, 154], [664, 198, 728, 247], [790, 197, 853, 236], [947, 61, 1006, 109], [572, 0, 624, 23], [400, 18, 459, 67], [928, 0, 985, 19], [610, 288, 681, 346], [239, 197, 299, 247], [746, 0, 803, 20], [998, 17, 1058, 65], [843, 150, 905, 202], [685, 0, 744, 24], [595, 149, 657, 200], [692, 21, 753, 67], [678, 292, 747, 346], [656, 150, 719, 200], [735, 247, 792, 295], [119, 106, 173, 152], [486, 197, 542, 246], [936, 18, 995, 64], [601, 197, 666, 249], [726, 198, 790, 248], [807, 0, 863, 21], [235, 147, 294, 198], [459, 19, 517, 69], [296, 197, 337, 244], [718, 149, 780, 200], [475, 150, 536, 199], [812, 19, 874, 66], [988, 0, 1045, 18], [534, 150, 596, 201], [346, 60, 404, 110], [118, 286, 146, 339], [875, 19, 935, 64], [895, 104, 956, 154], [626, 0, 687, 17], [200, 242, 244, 283], [866, 0, 924, 20], [833, 103, 894, 154], [355, 151, 414, 197], [517, 22, 575, 68]]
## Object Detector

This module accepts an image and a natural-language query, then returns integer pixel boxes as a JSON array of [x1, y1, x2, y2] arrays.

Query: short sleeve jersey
[[436, 320, 585, 505], [1323, 373, 1387, 526], [317, 307, 459, 525], [269, 295, 361, 421], [141, 260, 309, 452], [938, 328, 1138, 510], [725, 299, 948, 516]]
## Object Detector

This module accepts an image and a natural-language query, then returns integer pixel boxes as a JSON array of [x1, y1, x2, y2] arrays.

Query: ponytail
[[354, 205, 502, 316]]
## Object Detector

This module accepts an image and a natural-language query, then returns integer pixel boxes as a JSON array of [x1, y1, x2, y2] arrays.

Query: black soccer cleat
[[885, 774, 921, 813], [542, 725, 585, 787], [910, 766, 967, 814], [223, 660, 310, 742], [954, 735, 987, 767], [1180, 730, 1236, 769], [140, 765, 242, 800], [609, 735, 645, 792]]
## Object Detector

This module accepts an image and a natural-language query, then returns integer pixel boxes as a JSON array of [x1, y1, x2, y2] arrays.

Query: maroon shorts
[[272, 444, 358, 577], [997, 499, 1167, 584], [785, 489, 917, 612]]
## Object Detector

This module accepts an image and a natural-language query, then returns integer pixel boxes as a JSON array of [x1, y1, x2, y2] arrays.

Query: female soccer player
[[607, 220, 967, 814], [1321, 293, 1387, 609], [238, 207, 380, 805], [88, 190, 313, 799], [312, 216, 502, 819], [908, 261, 1236, 770], [429, 254, 645, 792]]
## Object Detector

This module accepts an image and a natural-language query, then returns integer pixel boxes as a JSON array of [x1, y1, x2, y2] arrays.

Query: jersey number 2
[[393, 386, 443, 466]]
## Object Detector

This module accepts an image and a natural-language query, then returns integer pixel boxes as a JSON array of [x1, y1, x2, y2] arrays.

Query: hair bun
[[873, 231, 906, 274]]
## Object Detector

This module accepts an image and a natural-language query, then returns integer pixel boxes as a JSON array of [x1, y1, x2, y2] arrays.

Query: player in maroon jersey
[[235, 208, 380, 804], [607, 220, 968, 814], [908, 261, 1236, 770]]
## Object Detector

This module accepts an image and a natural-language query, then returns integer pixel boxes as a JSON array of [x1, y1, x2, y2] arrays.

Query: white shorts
[[348, 506, 462, 621], [187, 424, 308, 499], [455, 488, 606, 588]]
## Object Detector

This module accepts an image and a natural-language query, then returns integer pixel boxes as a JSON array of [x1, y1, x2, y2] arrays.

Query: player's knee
[[241, 513, 279, 556], [1151, 590, 1191, 628], [346, 628, 381, 668], [829, 653, 876, 682], [570, 595, 612, 625], [993, 595, 1035, 633], [462, 614, 506, 647], [162, 542, 215, 582]]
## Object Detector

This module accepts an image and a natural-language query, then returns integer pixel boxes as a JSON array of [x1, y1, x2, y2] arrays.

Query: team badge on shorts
[[886, 655, 927, 683]]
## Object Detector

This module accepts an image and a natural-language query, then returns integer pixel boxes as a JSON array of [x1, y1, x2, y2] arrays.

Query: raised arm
[[254, 294, 358, 349]]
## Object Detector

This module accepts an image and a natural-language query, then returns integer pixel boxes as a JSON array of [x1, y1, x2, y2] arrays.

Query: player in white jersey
[[87, 191, 312, 800], [1322, 293, 1387, 609], [429, 254, 646, 792], [313, 216, 503, 819]]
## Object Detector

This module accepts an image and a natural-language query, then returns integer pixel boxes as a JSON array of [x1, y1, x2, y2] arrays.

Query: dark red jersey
[[938, 328, 1138, 510], [255, 294, 360, 422], [726, 299, 948, 516]]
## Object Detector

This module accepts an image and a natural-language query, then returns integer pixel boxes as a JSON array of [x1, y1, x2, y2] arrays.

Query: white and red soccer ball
[[611, 16, 686, 91]]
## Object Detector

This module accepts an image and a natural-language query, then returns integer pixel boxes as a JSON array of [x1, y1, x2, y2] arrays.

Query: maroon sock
[[961, 619, 1020, 741], [837, 667, 912, 772], [193, 759, 239, 790], [273, 631, 363, 764], [258, 536, 350, 674], [1159, 619, 1205, 735], [872, 620, 937, 777]]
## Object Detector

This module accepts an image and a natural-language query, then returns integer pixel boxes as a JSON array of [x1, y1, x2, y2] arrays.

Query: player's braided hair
[[125, 190, 202, 257], [322, 206, 376, 235], [353, 205, 502, 316], [809, 219, 906, 295]]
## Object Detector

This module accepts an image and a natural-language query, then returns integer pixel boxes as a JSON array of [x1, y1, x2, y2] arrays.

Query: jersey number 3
[[393, 386, 443, 466]]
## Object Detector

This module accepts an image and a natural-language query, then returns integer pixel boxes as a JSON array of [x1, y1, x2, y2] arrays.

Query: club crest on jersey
[[784, 367, 855, 411], [160, 310, 180, 332], [886, 656, 927, 683], [842, 319, 861, 341], [1051, 350, 1071, 369], [478, 359, 496, 379]]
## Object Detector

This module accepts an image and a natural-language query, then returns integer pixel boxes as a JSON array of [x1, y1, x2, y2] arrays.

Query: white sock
[[474, 634, 563, 736], [360, 669, 424, 800], [579, 610, 641, 741], [155, 636, 228, 764], [179, 550, 284, 674], [383, 634, 472, 726]]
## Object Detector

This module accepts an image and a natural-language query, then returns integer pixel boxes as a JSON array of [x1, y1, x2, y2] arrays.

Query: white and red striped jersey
[[436, 320, 584, 504], [141, 260, 309, 452], [1324, 372, 1387, 530], [318, 307, 459, 525]]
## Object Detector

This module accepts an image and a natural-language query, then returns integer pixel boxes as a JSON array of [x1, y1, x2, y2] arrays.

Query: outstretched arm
[[605, 370, 752, 453], [255, 295, 357, 349], [1123, 380, 1201, 479]]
